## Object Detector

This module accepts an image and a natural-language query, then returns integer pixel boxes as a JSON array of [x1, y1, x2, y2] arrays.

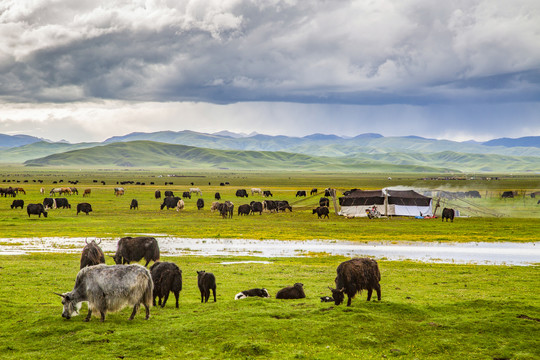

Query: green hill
[[22, 141, 449, 172], [0, 141, 99, 163]]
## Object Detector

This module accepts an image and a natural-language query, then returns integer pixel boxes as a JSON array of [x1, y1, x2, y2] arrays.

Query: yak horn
[[96, 238, 101, 245], [339, 288, 345, 292], [328, 286, 334, 291], [53, 292, 65, 297], [85, 238, 88, 244]]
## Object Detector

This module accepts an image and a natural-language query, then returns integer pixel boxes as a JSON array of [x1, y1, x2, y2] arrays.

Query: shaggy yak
[[275, 283, 305, 299], [80, 239, 106, 269], [150, 262, 183, 308], [329, 257, 381, 306], [197, 271, 217, 303]]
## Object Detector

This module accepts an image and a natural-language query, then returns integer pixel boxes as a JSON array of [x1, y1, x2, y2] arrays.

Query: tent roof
[[339, 189, 431, 207]]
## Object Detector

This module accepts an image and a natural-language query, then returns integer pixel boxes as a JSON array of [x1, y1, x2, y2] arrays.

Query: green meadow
[[0, 168, 539, 359]]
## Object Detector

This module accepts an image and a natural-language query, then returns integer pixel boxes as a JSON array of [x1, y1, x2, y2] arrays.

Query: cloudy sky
[[1, 0, 539, 143]]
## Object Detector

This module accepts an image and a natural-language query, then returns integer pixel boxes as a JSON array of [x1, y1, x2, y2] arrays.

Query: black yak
[[197, 271, 216, 303], [312, 206, 329, 219], [113, 236, 160, 267], [330, 258, 381, 306], [442, 208, 455, 222], [276, 283, 305, 299], [150, 262, 182, 308]]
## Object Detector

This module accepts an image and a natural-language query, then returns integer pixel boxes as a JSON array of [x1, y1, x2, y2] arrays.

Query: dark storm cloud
[[1, 0, 539, 105]]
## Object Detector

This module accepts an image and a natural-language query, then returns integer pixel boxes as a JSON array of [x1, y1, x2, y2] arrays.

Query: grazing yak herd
[[57, 236, 382, 322]]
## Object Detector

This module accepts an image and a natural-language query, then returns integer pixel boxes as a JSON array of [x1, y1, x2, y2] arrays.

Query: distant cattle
[[263, 190, 273, 197], [150, 262, 182, 308], [197, 198, 204, 210], [442, 208, 455, 222], [80, 239, 105, 269], [466, 190, 481, 198], [27, 203, 47, 218], [113, 236, 160, 267], [324, 188, 332, 197], [238, 204, 251, 216], [161, 196, 182, 210], [114, 188, 125, 196], [251, 188, 262, 195], [235, 288, 270, 300], [43, 198, 56, 210], [154, 190, 161, 199], [70, 187, 79, 195], [277, 200, 292, 212], [14, 187, 26, 194], [313, 206, 329, 219], [218, 201, 234, 218], [83, 189, 91, 197], [182, 191, 191, 199], [310, 188, 317, 195], [214, 192, 221, 200], [276, 283, 305, 299], [40, 187, 45, 195], [176, 199, 185, 211], [296, 190, 306, 197], [130, 199, 139, 210], [501, 191, 514, 199], [319, 197, 330, 207], [236, 189, 248, 198], [0, 187, 16, 197], [189, 188, 202, 196], [250, 201, 263, 215], [197, 271, 216, 303], [49, 188, 63, 196], [55, 198, 71, 209], [210, 201, 220, 212], [165, 190, 174, 197], [77, 203, 93, 215], [11, 199, 24, 209]]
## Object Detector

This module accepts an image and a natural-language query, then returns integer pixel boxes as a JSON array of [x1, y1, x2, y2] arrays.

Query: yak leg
[[144, 258, 150, 267], [366, 289, 373, 301], [213, 288, 216, 302], [375, 284, 382, 301], [174, 291, 179, 308], [144, 303, 150, 320], [200, 290, 204, 303], [204, 290, 210, 303], [129, 304, 140, 320], [161, 292, 169, 308], [100, 311, 106, 322], [347, 296, 352, 307], [84, 309, 93, 322]]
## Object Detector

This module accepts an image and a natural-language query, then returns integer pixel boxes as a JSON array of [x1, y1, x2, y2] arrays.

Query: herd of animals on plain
[[55, 237, 382, 322]]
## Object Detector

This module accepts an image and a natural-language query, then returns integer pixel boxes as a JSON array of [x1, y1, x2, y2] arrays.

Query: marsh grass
[[0, 254, 538, 359]]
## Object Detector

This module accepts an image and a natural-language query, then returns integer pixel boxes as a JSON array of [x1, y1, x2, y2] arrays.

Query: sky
[[0, 0, 539, 143]]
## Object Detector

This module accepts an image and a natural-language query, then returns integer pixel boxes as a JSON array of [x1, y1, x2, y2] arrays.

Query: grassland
[[0, 254, 538, 360], [0, 168, 538, 359]]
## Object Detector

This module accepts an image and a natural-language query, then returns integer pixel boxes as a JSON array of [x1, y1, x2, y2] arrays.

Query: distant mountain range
[[1, 131, 539, 173]]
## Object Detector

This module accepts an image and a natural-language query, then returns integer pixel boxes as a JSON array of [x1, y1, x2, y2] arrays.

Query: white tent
[[339, 189, 432, 217]]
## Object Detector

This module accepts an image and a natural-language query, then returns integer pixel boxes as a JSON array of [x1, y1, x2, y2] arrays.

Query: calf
[[176, 199, 185, 211], [276, 283, 305, 299], [197, 271, 216, 303], [113, 236, 160, 267], [130, 199, 139, 210], [312, 206, 329, 219], [27, 203, 47, 218], [235, 288, 270, 300], [182, 191, 191, 199], [150, 262, 182, 308], [197, 198, 204, 210], [83, 189, 91, 197], [80, 239, 105, 269], [55, 264, 153, 322], [11, 199, 24, 209]]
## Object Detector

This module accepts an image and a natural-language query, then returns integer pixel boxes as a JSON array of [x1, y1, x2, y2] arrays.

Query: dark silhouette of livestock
[[250, 201, 263, 215], [154, 190, 161, 199], [182, 191, 191, 199], [55, 198, 71, 209], [296, 190, 306, 197], [11, 199, 24, 209], [83, 189, 91, 197], [130, 199, 139, 210], [77, 203, 92, 215], [466, 190, 481, 198], [70, 187, 78, 195], [215, 192, 221, 200], [0, 187, 16, 197], [235, 288, 270, 300], [313, 206, 330, 219], [263, 190, 273, 197], [277, 200, 292, 212], [501, 191, 515, 199], [236, 189, 249, 198], [310, 188, 318, 195], [441, 208, 455, 222], [150, 262, 182, 308], [43, 198, 56, 209], [165, 190, 174, 197], [264, 200, 277, 212], [319, 197, 330, 207], [161, 196, 181, 210], [113, 236, 160, 267], [329, 258, 381, 306], [80, 239, 105, 269], [238, 204, 251, 216], [324, 188, 332, 197], [218, 201, 234, 218], [197, 271, 216, 303], [276, 283, 305, 299], [114, 187, 125, 196], [197, 198, 204, 210], [27, 203, 47, 218], [55, 264, 153, 322]]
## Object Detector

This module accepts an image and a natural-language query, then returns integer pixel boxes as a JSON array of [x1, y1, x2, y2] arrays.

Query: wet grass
[[0, 253, 538, 359]]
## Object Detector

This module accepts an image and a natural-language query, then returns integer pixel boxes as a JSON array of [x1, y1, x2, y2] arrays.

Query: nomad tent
[[338, 189, 432, 217]]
